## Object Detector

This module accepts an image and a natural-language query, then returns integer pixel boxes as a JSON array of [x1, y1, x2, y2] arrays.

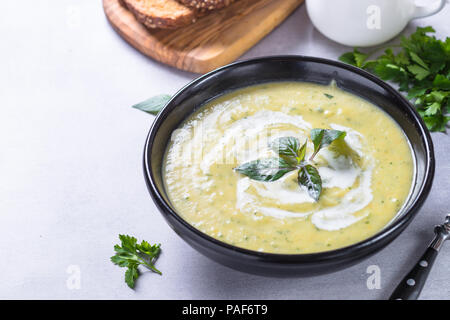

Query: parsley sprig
[[111, 235, 162, 289], [339, 26, 450, 132], [234, 129, 346, 201]]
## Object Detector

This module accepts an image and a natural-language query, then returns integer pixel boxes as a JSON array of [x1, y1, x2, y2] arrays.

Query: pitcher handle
[[412, 0, 446, 19]]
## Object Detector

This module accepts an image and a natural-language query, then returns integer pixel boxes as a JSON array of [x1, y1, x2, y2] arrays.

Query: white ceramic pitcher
[[306, 0, 447, 47]]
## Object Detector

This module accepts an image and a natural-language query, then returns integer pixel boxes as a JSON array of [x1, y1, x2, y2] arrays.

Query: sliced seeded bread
[[176, 0, 236, 12], [122, 0, 197, 29]]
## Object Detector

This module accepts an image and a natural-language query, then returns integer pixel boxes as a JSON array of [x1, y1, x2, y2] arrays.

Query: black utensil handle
[[389, 247, 438, 300]]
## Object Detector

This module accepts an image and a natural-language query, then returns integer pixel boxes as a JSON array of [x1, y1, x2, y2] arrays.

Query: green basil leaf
[[235, 158, 295, 182], [297, 140, 307, 163], [310, 129, 346, 159], [132, 94, 171, 115], [280, 155, 298, 167], [298, 165, 322, 201], [270, 137, 300, 158]]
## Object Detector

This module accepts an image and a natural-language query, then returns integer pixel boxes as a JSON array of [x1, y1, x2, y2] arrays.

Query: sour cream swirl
[[198, 110, 374, 231]]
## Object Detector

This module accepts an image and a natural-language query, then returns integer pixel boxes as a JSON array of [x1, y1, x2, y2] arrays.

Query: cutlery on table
[[389, 214, 450, 300]]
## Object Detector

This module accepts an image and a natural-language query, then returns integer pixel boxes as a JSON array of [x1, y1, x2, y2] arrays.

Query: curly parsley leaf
[[125, 264, 139, 288], [339, 26, 450, 132], [339, 48, 370, 68], [111, 235, 162, 289], [434, 74, 450, 90], [132, 94, 171, 115]]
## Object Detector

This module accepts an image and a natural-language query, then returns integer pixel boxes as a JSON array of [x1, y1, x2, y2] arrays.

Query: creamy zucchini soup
[[163, 82, 414, 254]]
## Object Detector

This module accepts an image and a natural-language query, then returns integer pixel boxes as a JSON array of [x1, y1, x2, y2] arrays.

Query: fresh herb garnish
[[339, 26, 450, 132], [310, 128, 346, 160], [324, 93, 334, 99], [234, 158, 295, 182], [234, 129, 346, 201], [298, 164, 322, 201], [111, 235, 162, 289], [132, 94, 171, 115]]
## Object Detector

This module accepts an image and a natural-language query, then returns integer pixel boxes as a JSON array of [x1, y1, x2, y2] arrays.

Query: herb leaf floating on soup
[[235, 129, 346, 201], [163, 82, 414, 254]]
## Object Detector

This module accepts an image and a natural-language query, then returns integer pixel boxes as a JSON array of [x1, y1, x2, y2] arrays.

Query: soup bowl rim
[[143, 55, 435, 263]]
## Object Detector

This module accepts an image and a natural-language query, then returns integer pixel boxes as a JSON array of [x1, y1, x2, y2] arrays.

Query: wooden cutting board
[[103, 0, 303, 73]]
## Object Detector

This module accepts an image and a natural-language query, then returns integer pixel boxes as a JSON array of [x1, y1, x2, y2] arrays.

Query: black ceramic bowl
[[143, 56, 435, 277]]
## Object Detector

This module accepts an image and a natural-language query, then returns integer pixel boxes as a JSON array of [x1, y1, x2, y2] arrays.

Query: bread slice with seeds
[[177, 0, 236, 12], [122, 0, 197, 29]]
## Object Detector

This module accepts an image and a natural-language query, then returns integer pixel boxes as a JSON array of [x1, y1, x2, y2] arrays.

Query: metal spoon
[[389, 214, 450, 300]]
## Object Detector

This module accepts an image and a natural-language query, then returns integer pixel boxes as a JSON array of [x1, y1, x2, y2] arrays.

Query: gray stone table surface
[[1, 0, 449, 300]]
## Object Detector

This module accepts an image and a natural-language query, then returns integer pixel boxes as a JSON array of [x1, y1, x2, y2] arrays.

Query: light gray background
[[1, 0, 449, 300]]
